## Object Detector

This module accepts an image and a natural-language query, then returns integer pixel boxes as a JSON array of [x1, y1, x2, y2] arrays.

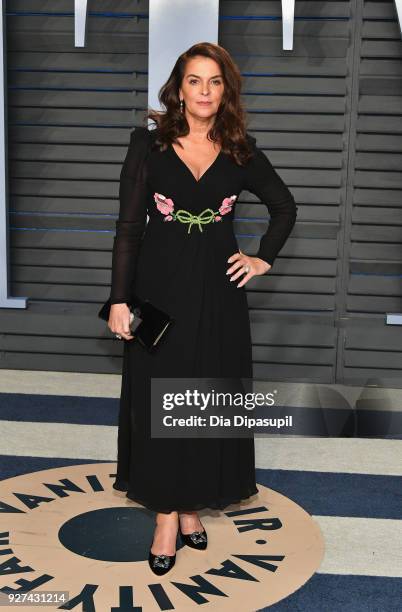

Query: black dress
[[110, 126, 297, 514]]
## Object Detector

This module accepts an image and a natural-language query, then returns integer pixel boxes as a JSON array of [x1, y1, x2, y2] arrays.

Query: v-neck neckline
[[170, 142, 222, 184]]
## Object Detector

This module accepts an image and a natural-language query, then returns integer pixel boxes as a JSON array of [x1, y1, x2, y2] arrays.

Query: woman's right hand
[[108, 303, 134, 341]]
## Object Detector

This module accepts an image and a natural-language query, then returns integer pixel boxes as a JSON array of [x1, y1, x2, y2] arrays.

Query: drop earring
[[180, 99, 184, 113]]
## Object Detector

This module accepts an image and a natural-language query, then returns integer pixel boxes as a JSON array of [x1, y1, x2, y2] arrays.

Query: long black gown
[[110, 126, 297, 514]]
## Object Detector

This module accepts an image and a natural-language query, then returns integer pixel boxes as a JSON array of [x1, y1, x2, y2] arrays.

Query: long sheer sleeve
[[109, 127, 150, 304], [244, 134, 297, 268]]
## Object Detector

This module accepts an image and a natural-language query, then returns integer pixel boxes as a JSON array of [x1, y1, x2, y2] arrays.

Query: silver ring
[[115, 334, 122, 340]]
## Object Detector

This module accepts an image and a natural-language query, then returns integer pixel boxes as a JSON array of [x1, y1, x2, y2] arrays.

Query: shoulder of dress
[[131, 125, 160, 146], [130, 125, 151, 141], [126, 126, 157, 159], [245, 131, 257, 148]]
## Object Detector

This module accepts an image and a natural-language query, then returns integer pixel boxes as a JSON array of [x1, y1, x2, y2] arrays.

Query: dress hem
[[112, 480, 259, 514]]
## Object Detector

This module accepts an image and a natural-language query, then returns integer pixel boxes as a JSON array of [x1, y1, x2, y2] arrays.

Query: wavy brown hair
[[145, 42, 255, 165]]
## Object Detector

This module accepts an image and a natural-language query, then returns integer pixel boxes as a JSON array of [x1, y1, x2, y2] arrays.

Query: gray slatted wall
[[4, 0, 149, 373], [223, 1, 350, 383], [2, 0, 402, 385], [340, 0, 402, 385]]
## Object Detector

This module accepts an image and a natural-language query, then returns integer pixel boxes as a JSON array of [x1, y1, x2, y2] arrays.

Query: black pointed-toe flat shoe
[[148, 520, 179, 575], [148, 550, 176, 575], [179, 521, 208, 550]]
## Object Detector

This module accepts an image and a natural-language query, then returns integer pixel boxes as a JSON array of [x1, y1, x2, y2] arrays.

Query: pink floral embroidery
[[219, 195, 237, 216], [153, 192, 237, 232], [153, 193, 174, 219]]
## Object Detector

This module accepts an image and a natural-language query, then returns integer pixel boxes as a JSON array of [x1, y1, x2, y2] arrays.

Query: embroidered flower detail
[[219, 194, 237, 216], [153, 192, 174, 218], [152, 192, 238, 232]]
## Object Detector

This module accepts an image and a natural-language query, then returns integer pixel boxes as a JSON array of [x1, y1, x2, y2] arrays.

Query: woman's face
[[179, 55, 224, 121]]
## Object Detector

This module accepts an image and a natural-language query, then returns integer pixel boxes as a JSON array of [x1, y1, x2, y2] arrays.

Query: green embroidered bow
[[173, 208, 217, 234], [153, 191, 237, 233]]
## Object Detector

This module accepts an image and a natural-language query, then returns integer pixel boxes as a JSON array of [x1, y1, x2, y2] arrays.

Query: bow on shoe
[[152, 554, 170, 569], [190, 531, 207, 545], [179, 525, 208, 550]]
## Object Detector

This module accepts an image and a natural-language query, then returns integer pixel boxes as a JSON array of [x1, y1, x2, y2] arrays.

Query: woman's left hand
[[226, 249, 271, 288]]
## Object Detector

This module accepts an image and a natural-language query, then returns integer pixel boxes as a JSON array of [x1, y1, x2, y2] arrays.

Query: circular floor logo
[[0, 463, 324, 610]]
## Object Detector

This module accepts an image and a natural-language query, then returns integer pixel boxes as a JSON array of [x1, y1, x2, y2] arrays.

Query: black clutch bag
[[98, 294, 173, 352]]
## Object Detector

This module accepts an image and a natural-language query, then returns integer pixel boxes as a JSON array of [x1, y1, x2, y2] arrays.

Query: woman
[[108, 42, 297, 575]]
